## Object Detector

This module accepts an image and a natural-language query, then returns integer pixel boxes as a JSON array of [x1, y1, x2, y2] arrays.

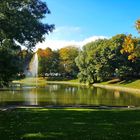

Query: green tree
[[19, 49, 33, 76], [0, 0, 54, 86], [76, 39, 109, 83], [76, 34, 138, 84], [0, 39, 21, 86], [0, 0, 54, 48]]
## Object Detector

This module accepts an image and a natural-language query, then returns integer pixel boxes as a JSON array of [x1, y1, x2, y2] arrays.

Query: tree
[[0, 0, 54, 86], [0, 39, 21, 86], [37, 48, 60, 77], [76, 34, 138, 84], [59, 46, 79, 78], [136, 19, 140, 33], [121, 34, 137, 61], [19, 49, 33, 76], [37, 48, 53, 76], [76, 39, 110, 83], [0, 0, 54, 48]]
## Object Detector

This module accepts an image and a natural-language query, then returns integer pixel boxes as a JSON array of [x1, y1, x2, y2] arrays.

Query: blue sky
[[36, 0, 140, 50]]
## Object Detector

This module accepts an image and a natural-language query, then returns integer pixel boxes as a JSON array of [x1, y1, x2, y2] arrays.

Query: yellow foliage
[[136, 20, 140, 31], [121, 34, 137, 62], [37, 48, 53, 58]]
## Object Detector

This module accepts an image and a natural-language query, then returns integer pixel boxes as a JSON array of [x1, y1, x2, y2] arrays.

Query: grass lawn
[[1, 108, 140, 140], [100, 79, 140, 89], [13, 78, 80, 86], [13, 78, 47, 86]]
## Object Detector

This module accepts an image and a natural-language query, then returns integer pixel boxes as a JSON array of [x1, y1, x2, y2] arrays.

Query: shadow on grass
[[107, 78, 139, 85], [0, 108, 140, 140], [119, 79, 138, 85]]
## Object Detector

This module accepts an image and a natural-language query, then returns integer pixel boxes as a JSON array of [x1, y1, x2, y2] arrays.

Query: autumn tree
[[37, 48, 60, 77], [38, 48, 53, 76], [120, 19, 140, 62], [121, 34, 138, 61], [59, 46, 79, 78], [136, 19, 140, 33]]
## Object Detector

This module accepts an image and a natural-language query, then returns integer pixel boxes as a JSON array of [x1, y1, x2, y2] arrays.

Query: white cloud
[[35, 35, 108, 50], [79, 36, 109, 47]]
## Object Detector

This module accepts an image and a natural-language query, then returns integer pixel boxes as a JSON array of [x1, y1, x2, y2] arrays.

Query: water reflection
[[114, 90, 120, 98], [0, 84, 140, 106]]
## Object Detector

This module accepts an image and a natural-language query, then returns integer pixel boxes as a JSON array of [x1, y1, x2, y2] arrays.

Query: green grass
[[100, 79, 140, 89], [13, 77, 140, 89], [1, 108, 140, 140], [65, 79, 79, 83], [46, 78, 79, 83], [13, 77, 47, 86], [13, 78, 80, 86]]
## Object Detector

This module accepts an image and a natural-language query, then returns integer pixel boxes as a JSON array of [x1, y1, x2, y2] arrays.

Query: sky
[[36, 0, 140, 50]]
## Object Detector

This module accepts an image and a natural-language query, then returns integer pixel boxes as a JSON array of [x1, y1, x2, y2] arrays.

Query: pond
[[0, 83, 140, 107]]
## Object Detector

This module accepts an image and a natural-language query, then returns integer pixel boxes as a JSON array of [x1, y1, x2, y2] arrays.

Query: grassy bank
[[13, 77, 47, 86], [13, 78, 80, 86], [46, 79, 83, 85], [13, 77, 140, 91], [98, 79, 140, 90], [1, 108, 140, 140]]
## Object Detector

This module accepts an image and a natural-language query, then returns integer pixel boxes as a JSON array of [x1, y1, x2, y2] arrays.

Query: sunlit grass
[[13, 78, 80, 86], [0, 108, 140, 140], [66, 79, 79, 83], [101, 79, 140, 89], [13, 77, 47, 86]]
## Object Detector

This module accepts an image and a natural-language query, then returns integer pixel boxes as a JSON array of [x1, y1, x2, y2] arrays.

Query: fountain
[[28, 53, 38, 86], [29, 53, 38, 77]]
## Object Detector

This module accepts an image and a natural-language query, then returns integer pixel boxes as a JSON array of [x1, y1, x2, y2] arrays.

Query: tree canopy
[[0, 0, 54, 86], [136, 19, 140, 33], [76, 34, 140, 84], [59, 46, 79, 77], [0, 0, 54, 48], [37, 46, 79, 79]]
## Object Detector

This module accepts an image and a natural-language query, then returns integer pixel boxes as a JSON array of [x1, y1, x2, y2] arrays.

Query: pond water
[[0, 83, 140, 107]]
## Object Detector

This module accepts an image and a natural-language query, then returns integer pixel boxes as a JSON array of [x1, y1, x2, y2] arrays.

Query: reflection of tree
[[2, 84, 140, 107], [114, 90, 120, 98]]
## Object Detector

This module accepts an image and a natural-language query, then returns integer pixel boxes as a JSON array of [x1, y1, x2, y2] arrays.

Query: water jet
[[28, 53, 38, 87]]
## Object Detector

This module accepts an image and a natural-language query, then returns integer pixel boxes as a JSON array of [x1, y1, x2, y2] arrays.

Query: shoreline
[[3, 79, 140, 94], [46, 81, 86, 86], [46, 80, 140, 94], [0, 105, 136, 111], [47, 81, 140, 94]]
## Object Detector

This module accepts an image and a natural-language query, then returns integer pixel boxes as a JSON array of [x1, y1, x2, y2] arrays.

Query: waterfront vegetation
[[13, 77, 140, 91], [1, 108, 140, 140], [1, 0, 140, 87], [1, 1, 140, 87]]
